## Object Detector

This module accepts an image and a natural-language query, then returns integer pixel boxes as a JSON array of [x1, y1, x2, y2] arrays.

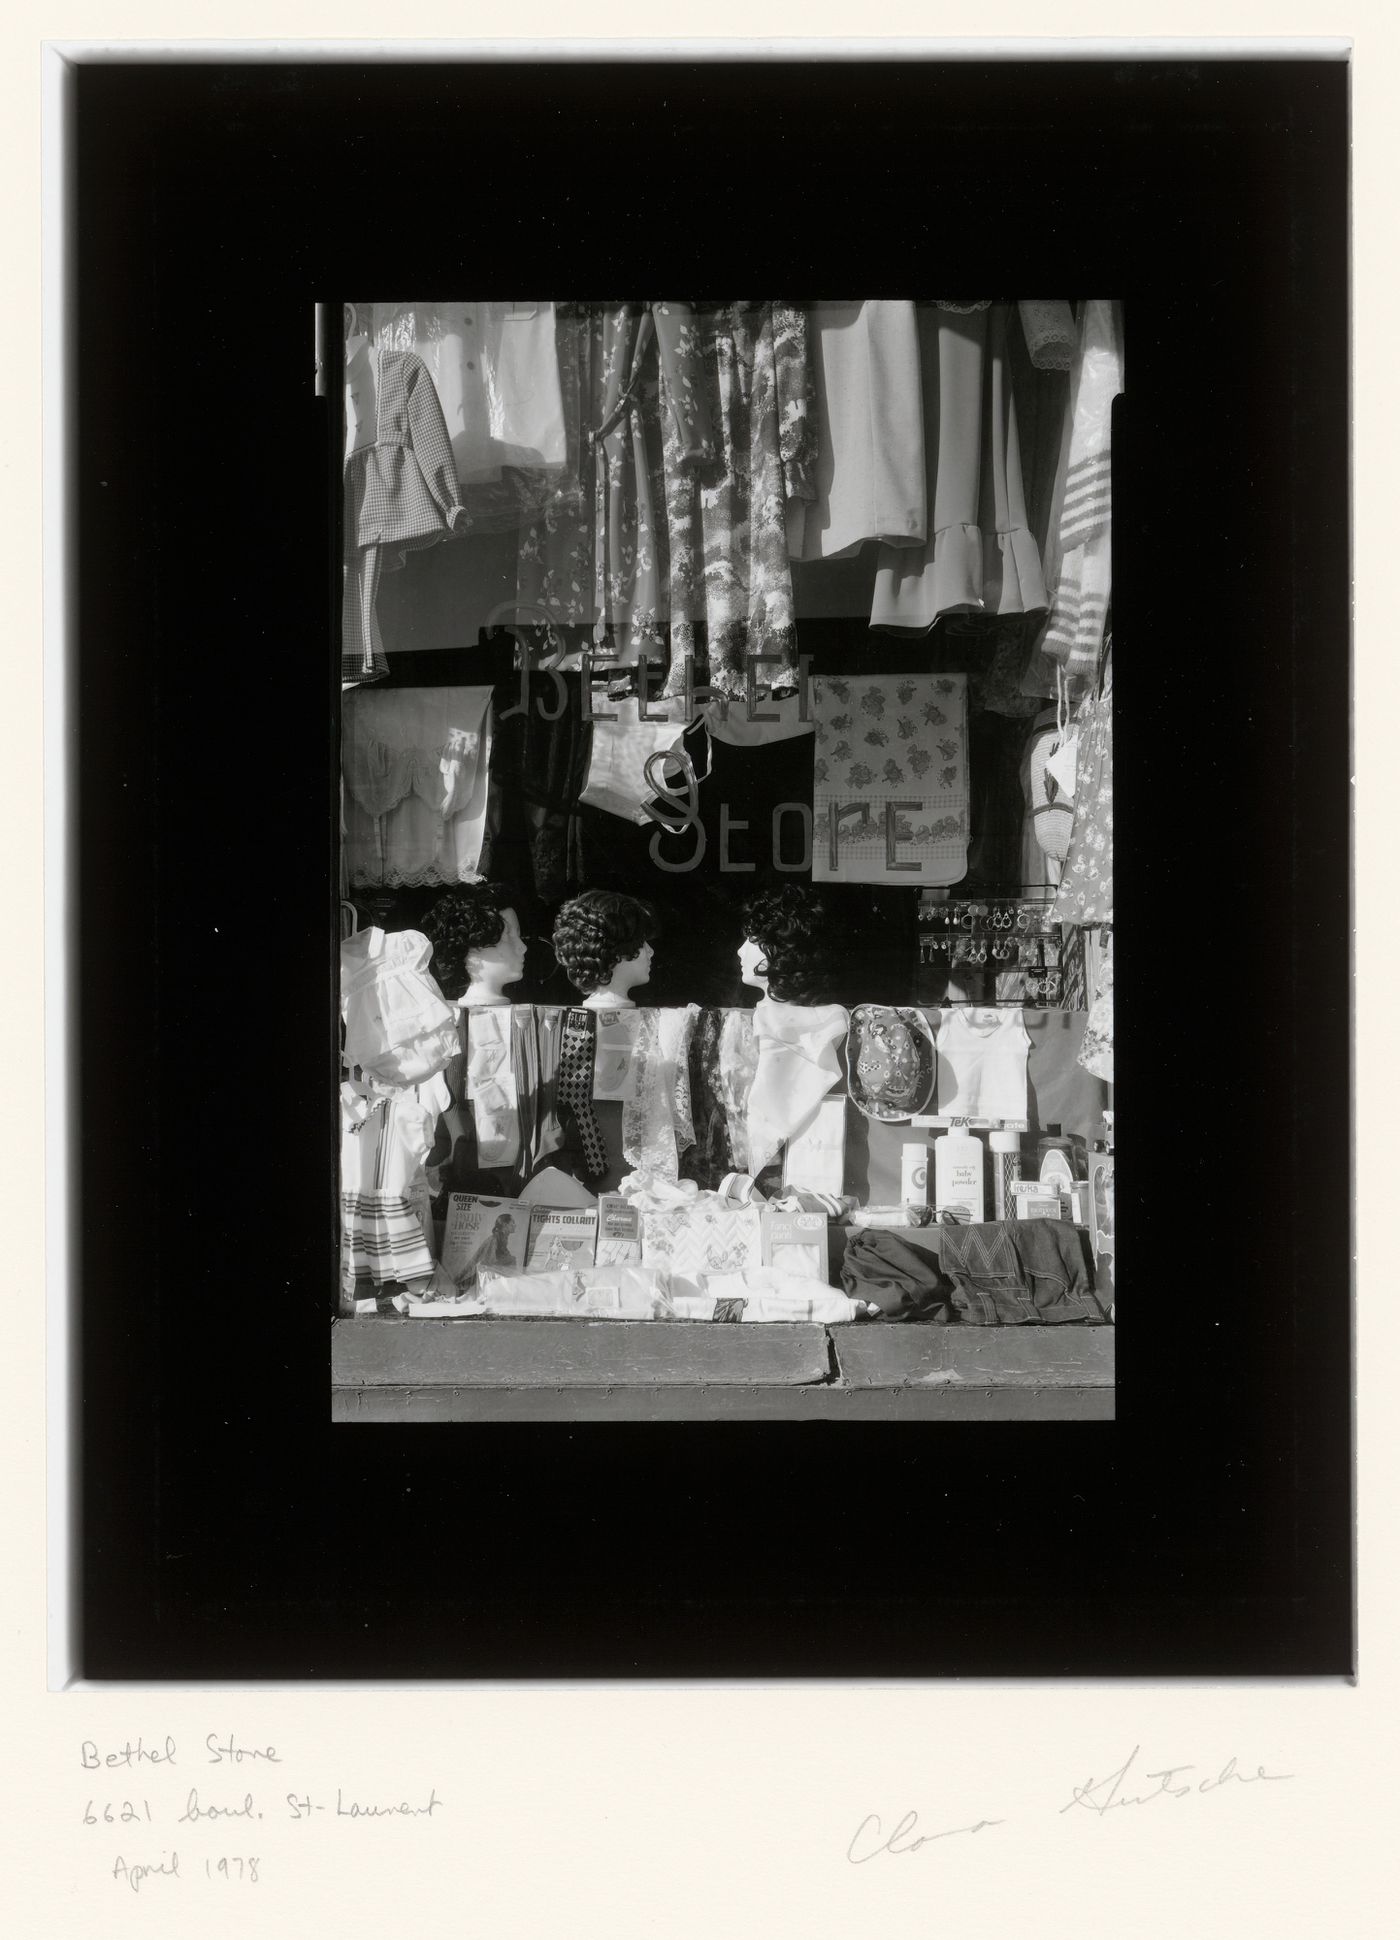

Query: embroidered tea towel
[[811, 674, 970, 885]]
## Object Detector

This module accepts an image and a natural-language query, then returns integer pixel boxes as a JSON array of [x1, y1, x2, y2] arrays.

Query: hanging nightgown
[[870, 302, 1047, 632], [341, 685, 495, 888], [787, 299, 926, 561]]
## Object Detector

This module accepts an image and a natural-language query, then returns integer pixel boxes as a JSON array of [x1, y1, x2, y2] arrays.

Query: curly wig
[[552, 891, 657, 995], [418, 883, 512, 1002], [740, 885, 832, 1005]]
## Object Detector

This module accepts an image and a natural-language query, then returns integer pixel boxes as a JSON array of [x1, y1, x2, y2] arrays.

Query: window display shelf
[[331, 1317, 1114, 1421]]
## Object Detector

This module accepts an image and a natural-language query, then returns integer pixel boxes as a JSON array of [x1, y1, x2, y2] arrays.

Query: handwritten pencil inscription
[[1060, 1745, 1295, 1816], [74, 1731, 448, 1895], [848, 1811, 1004, 1863], [848, 1746, 1294, 1862]]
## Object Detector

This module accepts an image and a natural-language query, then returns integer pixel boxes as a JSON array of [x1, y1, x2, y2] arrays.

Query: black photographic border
[[68, 53, 1351, 1678]]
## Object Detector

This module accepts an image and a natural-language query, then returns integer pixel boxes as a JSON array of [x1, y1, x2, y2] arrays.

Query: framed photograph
[[62, 51, 1349, 1681], [333, 291, 1119, 1420]]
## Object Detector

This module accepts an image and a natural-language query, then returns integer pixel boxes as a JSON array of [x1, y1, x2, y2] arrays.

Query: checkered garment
[[343, 349, 467, 684], [556, 1009, 608, 1179]]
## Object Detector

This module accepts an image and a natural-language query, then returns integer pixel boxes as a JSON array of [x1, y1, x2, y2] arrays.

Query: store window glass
[[334, 299, 1118, 1421]]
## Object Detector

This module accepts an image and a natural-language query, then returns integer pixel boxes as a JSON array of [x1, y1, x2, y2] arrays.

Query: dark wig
[[740, 885, 831, 1005], [418, 883, 511, 1002], [552, 891, 657, 995]]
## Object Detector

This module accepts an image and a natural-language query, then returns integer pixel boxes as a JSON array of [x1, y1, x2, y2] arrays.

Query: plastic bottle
[[988, 1129, 1023, 1221], [1037, 1123, 1076, 1185], [934, 1123, 985, 1224], [900, 1141, 930, 1209]]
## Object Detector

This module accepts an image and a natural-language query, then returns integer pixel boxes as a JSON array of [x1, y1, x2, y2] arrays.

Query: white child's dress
[[339, 1073, 450, 1291]]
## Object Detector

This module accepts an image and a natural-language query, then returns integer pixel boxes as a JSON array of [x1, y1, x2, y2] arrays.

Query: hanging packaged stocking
[[464, 1006, 520, 1168]]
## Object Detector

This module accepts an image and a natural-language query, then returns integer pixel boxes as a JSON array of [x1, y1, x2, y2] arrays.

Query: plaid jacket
[[345, 347, 467, 557]]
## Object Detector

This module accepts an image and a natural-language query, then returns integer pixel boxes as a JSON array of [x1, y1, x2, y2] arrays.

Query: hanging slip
[[342, 685, 495, 888]]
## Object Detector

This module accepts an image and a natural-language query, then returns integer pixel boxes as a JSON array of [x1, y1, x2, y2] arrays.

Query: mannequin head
[[419, 884, 527, 1006], [552, 891, 657, 1009], [738, 886, 831, 1005]]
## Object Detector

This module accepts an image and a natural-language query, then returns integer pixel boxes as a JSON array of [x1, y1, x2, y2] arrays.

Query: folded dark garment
[[839, 1229, 959, 1322], [841, 1219, 1108, 1325], [938, 1218, 1108, 1324]]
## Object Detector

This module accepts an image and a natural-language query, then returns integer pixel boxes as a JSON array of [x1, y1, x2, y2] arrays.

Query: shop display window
[[334, 298, 1118, 1420]]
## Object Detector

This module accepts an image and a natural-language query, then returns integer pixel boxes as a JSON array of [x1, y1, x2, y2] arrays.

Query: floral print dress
[[656, 301, 816, 697], [515, 304, 669, 666], [514, 302, 816, 694]]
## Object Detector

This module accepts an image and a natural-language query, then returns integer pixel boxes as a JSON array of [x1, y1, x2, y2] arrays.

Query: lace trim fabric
[[1017, 299, 1077, 372], [671, 1009, 698, 1155], [717, 1009, 759, 1172], [622, 1005, 700, 1182]]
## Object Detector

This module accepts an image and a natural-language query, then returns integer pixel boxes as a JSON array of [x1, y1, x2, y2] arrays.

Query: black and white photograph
[[333, 295, 1120, 1420], [9, 23, 1379, 1937], [51, 46, 1352, 1694]]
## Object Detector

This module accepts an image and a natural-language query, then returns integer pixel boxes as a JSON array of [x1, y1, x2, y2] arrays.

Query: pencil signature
[[846, 1746, 1295, 1862], [846, 1810, 1004, 1864], [1059, 1745, 1295, 1816]]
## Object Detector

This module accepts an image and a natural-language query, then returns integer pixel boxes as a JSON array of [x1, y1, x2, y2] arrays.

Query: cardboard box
[[1012, 1180, 1062, 1222], [439, 1193, 531, 1292], [760, 1208, 831, 1283], [595, 1192, 643, 1265], [525, 1205, 600, 1272]]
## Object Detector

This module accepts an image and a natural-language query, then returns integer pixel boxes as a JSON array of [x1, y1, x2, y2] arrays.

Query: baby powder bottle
[[988, 1129, 1023, 1221], [934, 1122, 986, 1224]]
